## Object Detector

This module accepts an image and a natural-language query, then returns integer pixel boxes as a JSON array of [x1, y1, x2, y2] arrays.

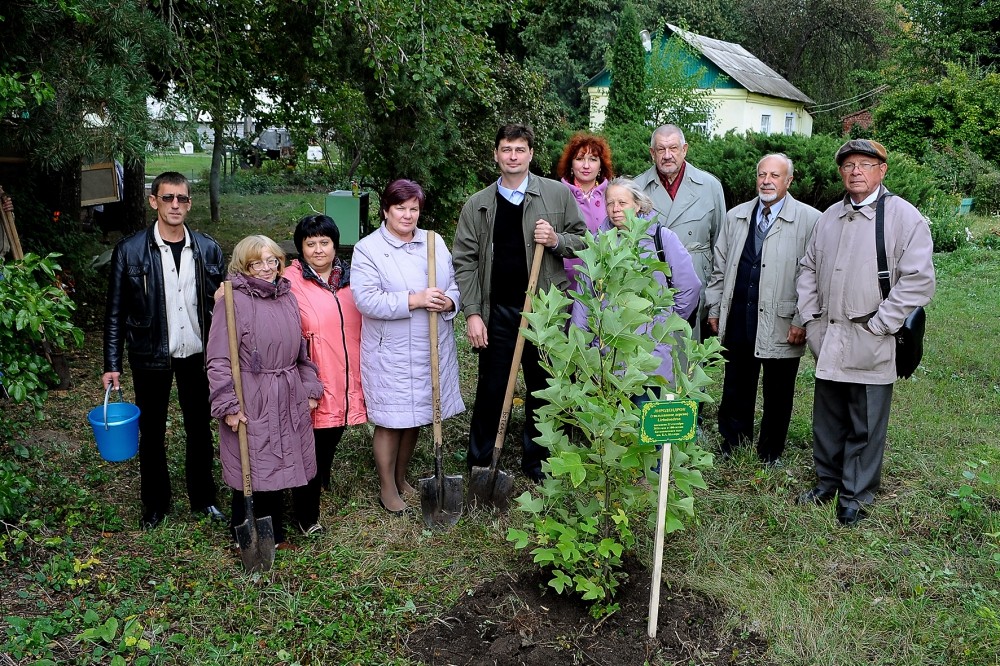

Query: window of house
[[760, 114, 771, 133], [784, 113, 795, 135]]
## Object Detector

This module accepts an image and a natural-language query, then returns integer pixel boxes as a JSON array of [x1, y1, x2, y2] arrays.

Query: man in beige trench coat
[[796, 139, 935, 526]]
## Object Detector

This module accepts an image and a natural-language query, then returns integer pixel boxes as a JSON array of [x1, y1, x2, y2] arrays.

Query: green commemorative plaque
[[640, 399, 698, 444]]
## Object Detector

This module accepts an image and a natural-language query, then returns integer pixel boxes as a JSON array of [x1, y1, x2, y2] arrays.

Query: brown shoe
[[275, 541, 301, 552]]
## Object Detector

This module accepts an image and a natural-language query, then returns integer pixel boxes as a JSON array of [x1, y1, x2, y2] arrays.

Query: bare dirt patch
[[407, 560, 773, 665]]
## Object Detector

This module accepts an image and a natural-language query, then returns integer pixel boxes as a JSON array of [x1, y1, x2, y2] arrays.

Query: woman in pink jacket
[[286, 214, 367, 509], [557, 132, 615, 287]]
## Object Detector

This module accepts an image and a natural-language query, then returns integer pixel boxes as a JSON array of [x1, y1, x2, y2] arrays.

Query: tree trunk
[[210, 116, 225, 223], [122, 156, 148, 232]]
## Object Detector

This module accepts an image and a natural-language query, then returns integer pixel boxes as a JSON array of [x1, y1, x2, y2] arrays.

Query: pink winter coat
[[207, 272, 323, 492], [285, 259, 367, 428], [351, 225, 465, 429], [562, 178, 608, 287]]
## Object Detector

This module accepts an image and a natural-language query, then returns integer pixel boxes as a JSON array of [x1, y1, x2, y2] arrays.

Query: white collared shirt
[[153, 224, 203, 358], [497, 174, 529, 205]]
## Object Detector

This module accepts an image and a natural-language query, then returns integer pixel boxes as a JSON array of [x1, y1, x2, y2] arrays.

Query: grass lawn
[[1, 205, 998, 664], [145, 152, 214, 182]]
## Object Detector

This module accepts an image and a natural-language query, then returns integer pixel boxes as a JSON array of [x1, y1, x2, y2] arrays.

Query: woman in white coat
[[351, 179, 464, 514]]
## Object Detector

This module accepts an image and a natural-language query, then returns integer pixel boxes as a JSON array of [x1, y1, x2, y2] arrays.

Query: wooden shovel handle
[[0, 185, 24, 260], [493, 243, 545, 455], [427, 232, 442, 449], [224, 281, 253, 498]]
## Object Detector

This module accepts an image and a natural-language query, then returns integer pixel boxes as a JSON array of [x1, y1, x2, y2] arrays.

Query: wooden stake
[[647, 440, 673, 638]]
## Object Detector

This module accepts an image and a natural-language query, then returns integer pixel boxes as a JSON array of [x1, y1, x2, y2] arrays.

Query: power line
[[807, 85, 889, 114]]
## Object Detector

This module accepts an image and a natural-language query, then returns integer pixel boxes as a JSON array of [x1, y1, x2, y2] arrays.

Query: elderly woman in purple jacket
[[571, 177, 701, 392], [351, 179, 465, 515], [207, 235, 324, 548]]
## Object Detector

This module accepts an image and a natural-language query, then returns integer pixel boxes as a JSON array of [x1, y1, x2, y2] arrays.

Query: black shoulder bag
[[875, 193, 926, 379]]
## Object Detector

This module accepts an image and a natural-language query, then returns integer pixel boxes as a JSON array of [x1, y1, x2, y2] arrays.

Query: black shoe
[[196, 505, 227, 522], [524, 469, 544, 484], [141, 510, 166, 530], [797, 486, 837, 505], [837, 504, 868, 527], [378, 497, 407, 516]]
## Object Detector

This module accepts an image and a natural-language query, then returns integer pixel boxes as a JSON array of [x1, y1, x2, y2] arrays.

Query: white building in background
[[585, 24, 814, 137]]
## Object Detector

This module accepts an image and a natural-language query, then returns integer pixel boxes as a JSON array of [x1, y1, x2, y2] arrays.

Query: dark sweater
[[490, 193, 529, 306]]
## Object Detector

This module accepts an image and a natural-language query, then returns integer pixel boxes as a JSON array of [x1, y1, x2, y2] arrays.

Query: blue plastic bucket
[[88, 386, 140, 462]]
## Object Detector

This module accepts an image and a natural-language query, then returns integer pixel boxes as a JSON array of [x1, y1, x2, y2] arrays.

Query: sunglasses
[[154, 194, 192, 204]]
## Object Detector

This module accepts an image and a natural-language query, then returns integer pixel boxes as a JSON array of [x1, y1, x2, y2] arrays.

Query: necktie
[[758, 206, 771, 233]]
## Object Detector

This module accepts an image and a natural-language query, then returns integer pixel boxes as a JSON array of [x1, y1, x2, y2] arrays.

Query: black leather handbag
[[875, 193, 926, 379]]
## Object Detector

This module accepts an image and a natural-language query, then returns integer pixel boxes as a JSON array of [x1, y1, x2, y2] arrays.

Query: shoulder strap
[[875, 190, 895, 300], [652, 222, 666, 264]]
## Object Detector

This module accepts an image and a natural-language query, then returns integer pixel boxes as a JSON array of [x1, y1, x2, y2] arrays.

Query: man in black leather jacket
[[102, 172, 227, 529]]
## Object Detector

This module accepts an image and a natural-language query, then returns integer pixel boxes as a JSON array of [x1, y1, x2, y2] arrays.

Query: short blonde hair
[[229, 235, 286, 277]]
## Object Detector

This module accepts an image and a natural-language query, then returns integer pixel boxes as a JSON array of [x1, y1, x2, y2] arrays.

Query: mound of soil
[[406, 560, 773, 665]]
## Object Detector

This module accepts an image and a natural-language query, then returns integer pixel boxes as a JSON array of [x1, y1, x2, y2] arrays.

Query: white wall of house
[[587, 86, 813, 137]]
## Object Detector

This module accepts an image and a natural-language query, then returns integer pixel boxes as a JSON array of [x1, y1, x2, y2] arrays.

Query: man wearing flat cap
[[795, 139, 935, 526]]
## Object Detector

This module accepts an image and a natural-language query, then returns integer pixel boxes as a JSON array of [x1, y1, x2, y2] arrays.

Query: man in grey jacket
[[634, 124, 726, 339], [796, 140, 935, 526], [707, 154, 820, 464], [453, 124, 586, 481]]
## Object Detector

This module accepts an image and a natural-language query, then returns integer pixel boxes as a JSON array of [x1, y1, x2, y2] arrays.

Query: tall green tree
[[154, 0, 262, 222], [517, 0, 616, 122], [894, 0, 1000, 78], [604, 1, 646, 127], [645, 29, 718, 134], [1, 0, 170, 218], [729, 0, 897, 133]]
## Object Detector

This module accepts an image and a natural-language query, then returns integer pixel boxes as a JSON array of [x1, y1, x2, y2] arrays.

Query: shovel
[[224, 281, 276, 572], [419, 232, 464, 527], [467, 243, 545, 512]]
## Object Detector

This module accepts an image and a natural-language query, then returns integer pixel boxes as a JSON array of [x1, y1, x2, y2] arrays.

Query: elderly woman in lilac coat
[[207, 235, 324, 548], [571, 177, 701, 393], [351, 179, 464, 515]]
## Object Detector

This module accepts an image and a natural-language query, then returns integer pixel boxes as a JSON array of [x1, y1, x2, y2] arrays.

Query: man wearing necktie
[[796, 140, 935, 526], [707, 154, 820, 465]]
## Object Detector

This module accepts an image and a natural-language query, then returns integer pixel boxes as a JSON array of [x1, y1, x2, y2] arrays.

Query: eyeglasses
[[839, 162, 881, 173], [154, 194, 192, 203], [249, 257, 280, 272]]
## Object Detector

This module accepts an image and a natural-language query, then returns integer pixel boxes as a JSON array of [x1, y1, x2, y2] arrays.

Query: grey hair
[[650, 124, 686, 149], [607, 177, 655, 216], [757, 153, 794, 178]]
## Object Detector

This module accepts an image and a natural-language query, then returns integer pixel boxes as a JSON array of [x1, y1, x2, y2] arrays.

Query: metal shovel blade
[[234, 501, 275, 573], [467, 464, 516, 512], [418, 473, 464, 528]]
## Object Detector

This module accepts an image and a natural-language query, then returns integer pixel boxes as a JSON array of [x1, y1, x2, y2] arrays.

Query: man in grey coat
[[707, 154, 820, 464], [634, 124, 726, 339], [796, 139, 935, 526], [453, 123, 586, 481]]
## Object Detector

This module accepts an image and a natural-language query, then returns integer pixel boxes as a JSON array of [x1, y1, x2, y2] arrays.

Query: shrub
[[923, 197, 970, 253], [0, 253, 83, 412], [972, 172, 1000, 216], [508, 213, 723, 613]]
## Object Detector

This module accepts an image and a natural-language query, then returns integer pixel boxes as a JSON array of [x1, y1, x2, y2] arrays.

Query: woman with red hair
[[557, 132, 614, 285]]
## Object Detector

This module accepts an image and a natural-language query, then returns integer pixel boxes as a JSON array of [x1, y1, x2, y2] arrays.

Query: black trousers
[[229, 481, 319, 544], [468, 303, 548, 478], [132, 354, 218, 513], [718, 345, 800, 462], [314, 426, 345, 491]]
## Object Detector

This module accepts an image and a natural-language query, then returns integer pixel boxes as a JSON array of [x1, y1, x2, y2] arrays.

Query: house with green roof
[[585, 24, 814, 137]]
